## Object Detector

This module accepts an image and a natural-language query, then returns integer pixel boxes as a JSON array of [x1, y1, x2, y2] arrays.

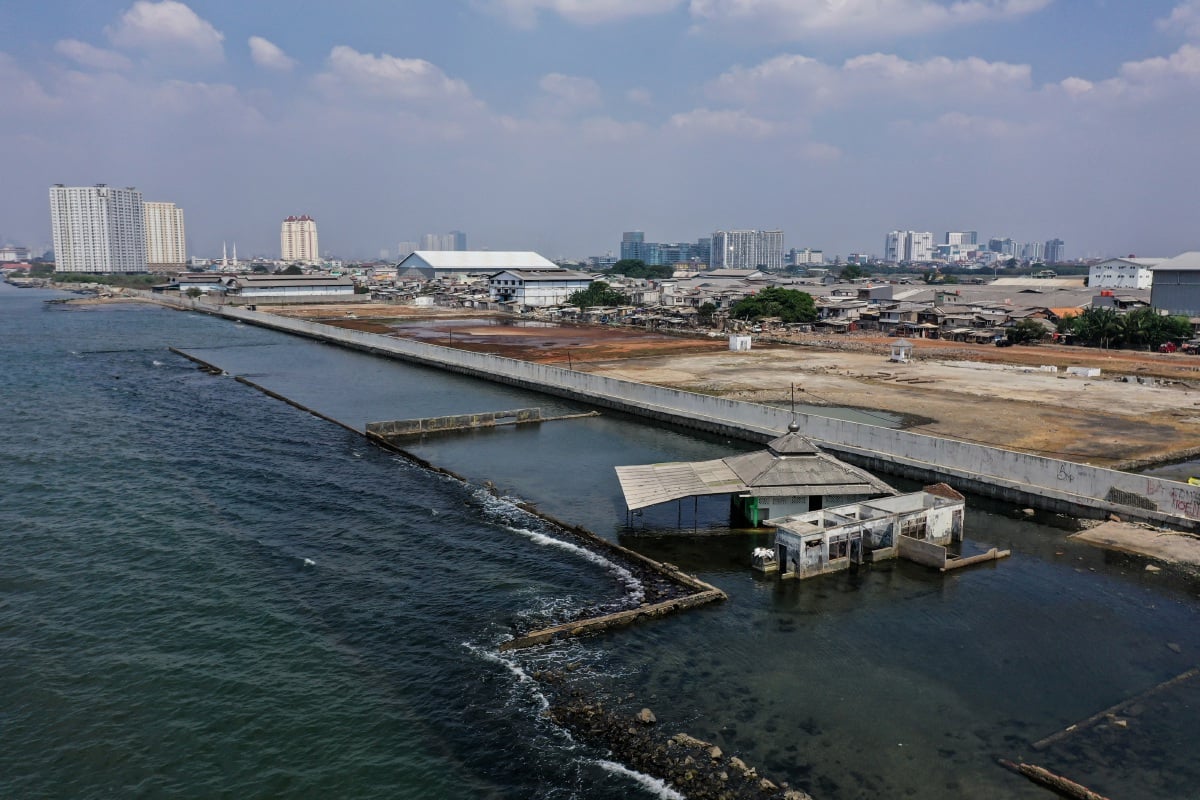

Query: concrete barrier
[[139, 291, 1200, 531]]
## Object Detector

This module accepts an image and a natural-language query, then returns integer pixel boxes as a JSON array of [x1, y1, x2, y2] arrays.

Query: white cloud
[[106, 0, 225, 63], [709, 51, 1031, 111], [921, 111, 1042, 138], [54, 39, 133, 72], [314, 46, 476, 103], [1058, 76, 1094, 96], [248, 36, 296, 72], [483, 0, 682, 27], [1120, 43, 1200, 82], [626, 87, 653, 106], [688, 0, 1052, 40], [667, 107, 775, 137], [579, 116, 648, 142], [536, 72, 603, 115], [1160, 1, 1200, 39]]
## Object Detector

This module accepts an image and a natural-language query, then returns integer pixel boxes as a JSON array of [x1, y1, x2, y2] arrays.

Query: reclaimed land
[[276, 302, 1200, 469]]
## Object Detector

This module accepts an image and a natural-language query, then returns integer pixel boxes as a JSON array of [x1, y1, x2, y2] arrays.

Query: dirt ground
[[274, 303, 1200, 466], [1073, 521, 1200, 570]]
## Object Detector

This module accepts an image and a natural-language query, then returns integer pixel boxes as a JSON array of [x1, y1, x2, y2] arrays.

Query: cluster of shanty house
[[160, 248, 1192, 338]]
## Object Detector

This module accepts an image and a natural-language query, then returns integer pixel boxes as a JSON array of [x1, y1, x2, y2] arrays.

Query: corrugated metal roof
[[401, 251, 558, 270], [615, 432, 895, 511], [490, 269, 593, 280], [1151, 252, 1200, 271]]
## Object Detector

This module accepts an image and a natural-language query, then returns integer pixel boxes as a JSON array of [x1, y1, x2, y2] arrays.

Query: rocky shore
[[538, 674, 813, 800]]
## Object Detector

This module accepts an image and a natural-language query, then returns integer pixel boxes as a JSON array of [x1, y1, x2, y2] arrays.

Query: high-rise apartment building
[[711, 229, 784, 271], [281, 215, 319, 263], [144, 201, 186, 272], [419, 231, 467, 251], [789, 248, 825, 266], [49, 184, 147, 274], [988, 237, 1016, 256], [1021, 241, 1044, 262], [945, 231, 978, 246], [1043, 238, 1065, 263], [885, 230, 934, 263], [397, 241, 417, 260]]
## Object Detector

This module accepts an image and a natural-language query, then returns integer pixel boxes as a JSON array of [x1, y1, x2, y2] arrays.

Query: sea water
[[4, 283, 1200, 799]]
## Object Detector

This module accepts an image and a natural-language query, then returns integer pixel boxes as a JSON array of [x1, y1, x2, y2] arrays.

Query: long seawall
[[143, 292, 1200, 532]]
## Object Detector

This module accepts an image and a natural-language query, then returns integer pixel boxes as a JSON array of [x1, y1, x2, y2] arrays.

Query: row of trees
[[565, 282, 819, 325], [1058, 307, 1192, 350]]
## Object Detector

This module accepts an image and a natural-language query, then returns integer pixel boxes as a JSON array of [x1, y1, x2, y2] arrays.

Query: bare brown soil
[[277, 303, 1200, 466]]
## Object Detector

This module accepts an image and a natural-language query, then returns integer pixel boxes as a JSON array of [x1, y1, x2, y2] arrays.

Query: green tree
[[567, 281, 627, 308], [185, 287, 202, 299], [698, 302, 717, 322], [1120, 307, 1192, 350], [840, 264, 867, 280], [1073, 307, 1123, 349], [280, 264, 304, 275], [609, 259, 674, 280], [729, 287, 817, 324], [1006, 318, 1047, 344]]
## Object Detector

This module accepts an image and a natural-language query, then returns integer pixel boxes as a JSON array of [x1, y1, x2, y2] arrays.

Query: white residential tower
[[49, 184, 147, 274]]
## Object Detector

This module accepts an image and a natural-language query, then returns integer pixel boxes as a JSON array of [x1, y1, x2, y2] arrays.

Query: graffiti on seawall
[[1146, 480, 1200, 519]]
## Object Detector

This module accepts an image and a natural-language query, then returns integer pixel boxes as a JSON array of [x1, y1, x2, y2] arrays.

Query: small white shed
[[889, 339, 913, 363]]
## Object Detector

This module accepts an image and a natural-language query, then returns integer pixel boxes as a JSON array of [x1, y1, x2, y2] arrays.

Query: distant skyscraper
[[143, 201, 186, 272], [620, 231, 645, 261], [49, 184, 147, 274], [1021, 241, 1044, 262], [711, 229, 784, 270], [281, 215, 319, 263], [397, 241, 417, 260], [420, 231, 467, 251], [1044, 238, 1065, 263], [789, 248, 824, 266], [945, 231, 977, 246], [988, 237, 1016, 256], [885, 230, 934, 263]]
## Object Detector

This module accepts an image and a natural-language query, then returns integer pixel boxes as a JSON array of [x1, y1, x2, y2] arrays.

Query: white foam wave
[[471, 486, 646, 606], [594, 760, 685, 800], [462, 641, 550, 711], [505, 525, 645, 606]]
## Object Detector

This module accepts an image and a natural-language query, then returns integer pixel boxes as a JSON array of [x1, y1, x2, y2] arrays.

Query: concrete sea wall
[[145, 292, 1200, 531]]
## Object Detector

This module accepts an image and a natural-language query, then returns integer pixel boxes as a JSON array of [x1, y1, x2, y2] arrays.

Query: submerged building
[[615, 424, 895, 527], [758, 484, 1009, 580]]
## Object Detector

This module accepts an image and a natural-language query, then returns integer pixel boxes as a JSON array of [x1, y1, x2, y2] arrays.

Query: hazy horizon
[[3, 1, 1199, 261]]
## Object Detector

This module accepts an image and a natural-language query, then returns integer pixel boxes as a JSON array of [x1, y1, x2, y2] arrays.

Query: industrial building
[[398, 250, 560, 282], [488, 269, 594, 308], [1150, 252, 1200, 316]]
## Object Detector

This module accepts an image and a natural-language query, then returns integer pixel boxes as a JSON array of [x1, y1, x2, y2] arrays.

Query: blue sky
[[1, 0, 1198, 261]]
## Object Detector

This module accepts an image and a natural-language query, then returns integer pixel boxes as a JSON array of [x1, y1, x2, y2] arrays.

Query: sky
[[1, 0, 1199, 261]]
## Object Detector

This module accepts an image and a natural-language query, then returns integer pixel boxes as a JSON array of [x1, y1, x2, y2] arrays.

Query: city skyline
[[3, 1, 1199, 260]]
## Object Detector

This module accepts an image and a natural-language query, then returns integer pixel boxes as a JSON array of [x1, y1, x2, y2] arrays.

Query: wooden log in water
[[1032, 666, 1200, 750], [997, 759, 1112, 800]]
